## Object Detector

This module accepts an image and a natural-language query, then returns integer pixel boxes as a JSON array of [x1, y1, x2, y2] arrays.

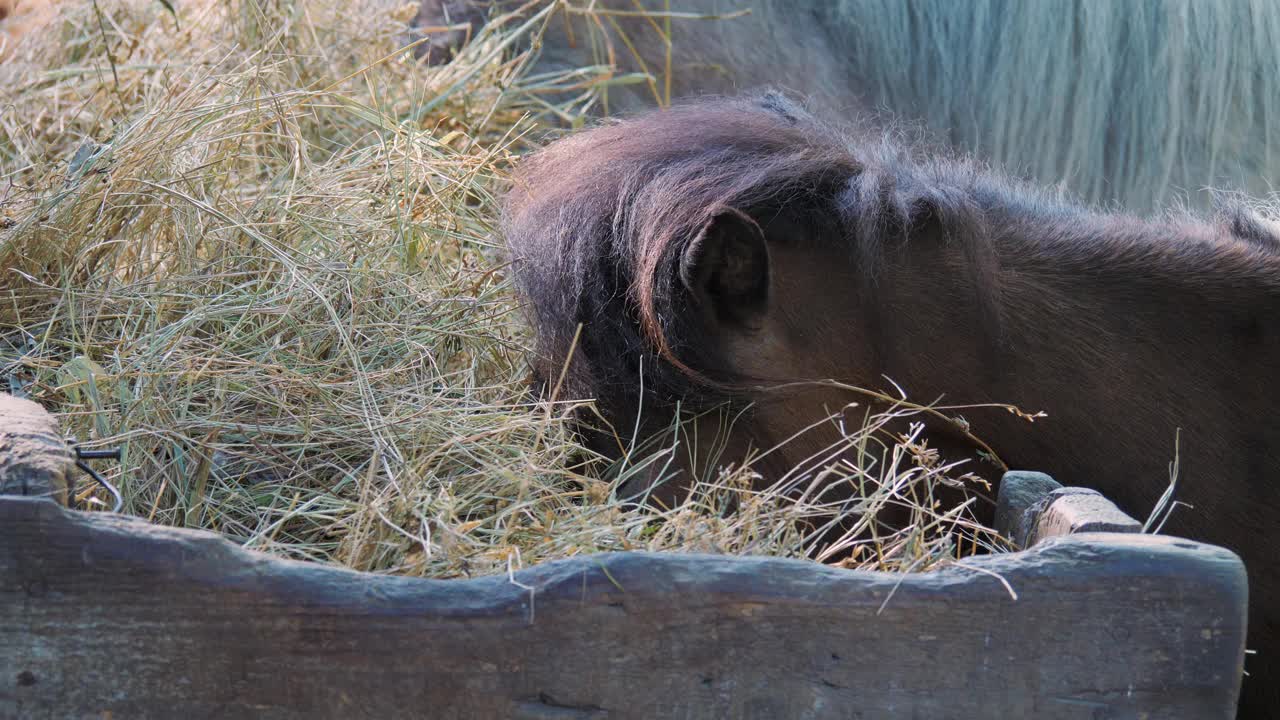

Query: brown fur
[[0, 0, 61, 59], [410, 0, 500, 65], [502, 94, 1280, 715]]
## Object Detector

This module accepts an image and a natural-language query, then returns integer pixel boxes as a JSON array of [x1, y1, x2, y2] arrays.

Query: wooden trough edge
[[0, 394, 1250, 718], [0, 495, 1247, 720]]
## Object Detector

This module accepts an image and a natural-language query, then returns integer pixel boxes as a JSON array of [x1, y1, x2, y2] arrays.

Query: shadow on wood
[[0, 496, 1247, 720]]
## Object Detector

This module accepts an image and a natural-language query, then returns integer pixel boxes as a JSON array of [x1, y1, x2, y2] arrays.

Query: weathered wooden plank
[[0, 394, 71, 505], [994, 470, 1062, 541], [1025, 488, 1144, 547], [0, 497, 1246, 720], [995, 472, 1143, 549]]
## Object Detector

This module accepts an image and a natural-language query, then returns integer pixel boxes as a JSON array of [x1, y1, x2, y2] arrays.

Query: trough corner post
[[0, 393, 73, 506]]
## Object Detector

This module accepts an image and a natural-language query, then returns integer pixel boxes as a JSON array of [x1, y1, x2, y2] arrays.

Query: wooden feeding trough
[[0, 394, 1247, 719]]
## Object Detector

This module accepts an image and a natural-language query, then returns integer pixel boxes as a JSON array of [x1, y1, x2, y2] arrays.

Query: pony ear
[[679, 208, 770, 326]]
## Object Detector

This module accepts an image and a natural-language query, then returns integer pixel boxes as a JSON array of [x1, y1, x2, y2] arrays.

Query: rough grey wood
[[994, 470, 1062, 541], [1025, 487, 1144, 547], [995, 472, 1143, 549], [0, 393, 71, 505], [0, 497, 1246, 720]]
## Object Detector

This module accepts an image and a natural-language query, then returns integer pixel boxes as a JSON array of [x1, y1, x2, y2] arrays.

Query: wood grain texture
[[0, 497, 1247, 720], [996, 473, 1143, 549], [994, 470, 1063, 543], [1026, 488, 1144, 547], [0, 394, 71, 505]]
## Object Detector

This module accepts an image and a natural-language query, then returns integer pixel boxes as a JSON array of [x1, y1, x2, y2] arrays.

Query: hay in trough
[[0, 0, 1006, 578]]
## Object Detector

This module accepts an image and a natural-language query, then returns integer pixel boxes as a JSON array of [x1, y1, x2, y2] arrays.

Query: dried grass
[[0, 0, 1006, 579]]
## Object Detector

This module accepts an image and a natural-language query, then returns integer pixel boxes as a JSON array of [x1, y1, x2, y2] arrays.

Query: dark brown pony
[[501, 94, 1280, 716]]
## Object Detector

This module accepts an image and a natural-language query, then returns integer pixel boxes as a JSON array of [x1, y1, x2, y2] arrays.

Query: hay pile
[[0, 0, 1004, 578]]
